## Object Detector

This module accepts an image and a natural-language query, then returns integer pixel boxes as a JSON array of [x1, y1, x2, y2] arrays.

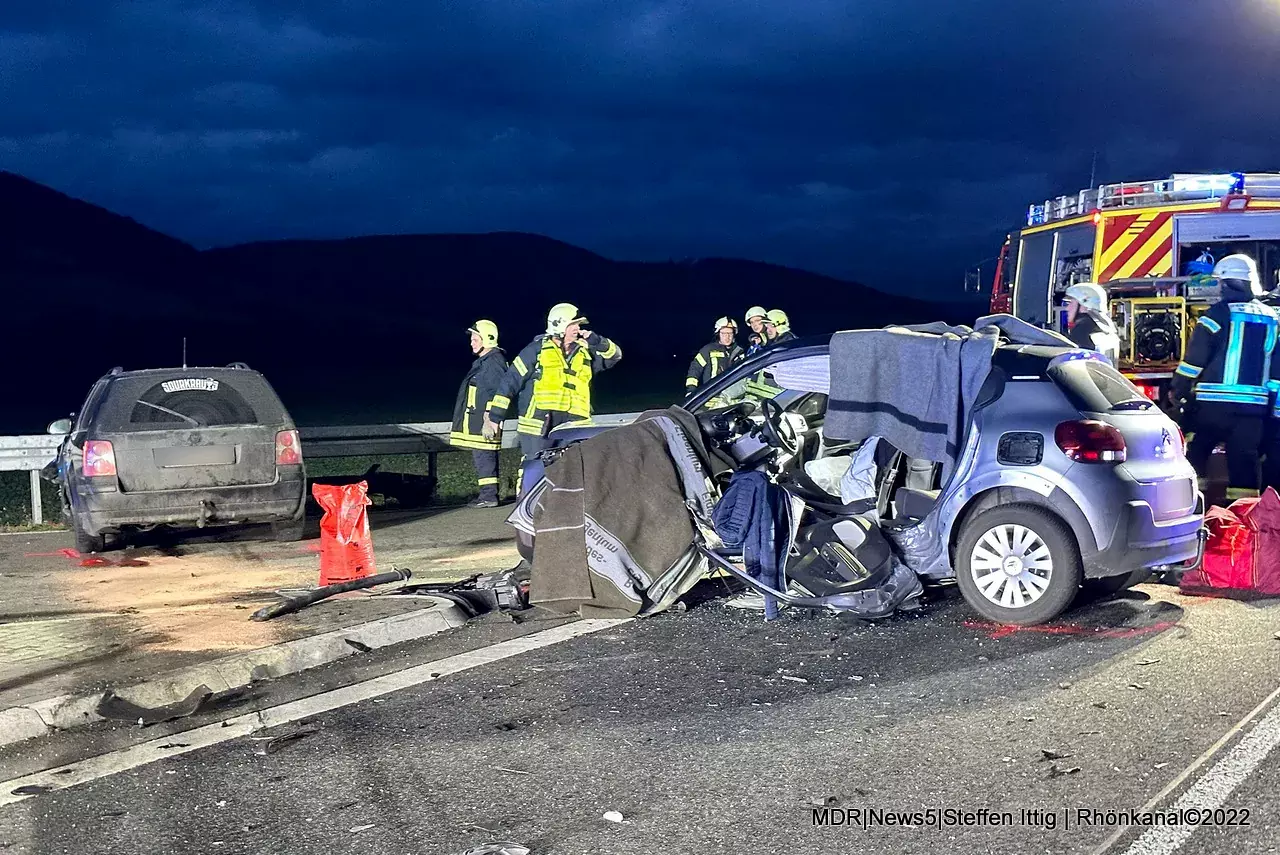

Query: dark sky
[[3, 0, 1280, 297]]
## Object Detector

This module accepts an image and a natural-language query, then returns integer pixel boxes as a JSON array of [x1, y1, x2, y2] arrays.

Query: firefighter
[[487, 303, 622, 495], [744, 307, 769, 357], [449, 320, 508, 508], [1172, 253, 1279, 502], [686, 317, 743, 394], [765, 309, 796, 344], [1063, 282, 1120, 364]]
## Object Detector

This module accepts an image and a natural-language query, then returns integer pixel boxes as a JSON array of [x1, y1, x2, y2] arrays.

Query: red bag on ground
[[1181, 488, 1280, 595], [312, 482, 377, 586]]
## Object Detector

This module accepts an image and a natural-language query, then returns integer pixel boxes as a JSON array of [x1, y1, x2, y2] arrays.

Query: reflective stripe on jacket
[[686, 341, 743, 390], [449, 348, 508, 450], [490, 332, 622, 437], [1173, 288, 1279, 411]]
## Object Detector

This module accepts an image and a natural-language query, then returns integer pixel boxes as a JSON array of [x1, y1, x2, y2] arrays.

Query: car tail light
[[83, 440, 117, 477], [275, 430, 302, 466], [1133, 383, 1160, 401], [1055, 420, 1127, 463]]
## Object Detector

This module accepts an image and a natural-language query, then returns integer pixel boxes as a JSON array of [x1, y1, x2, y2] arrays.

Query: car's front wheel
[[955, 504, 1082, 626]]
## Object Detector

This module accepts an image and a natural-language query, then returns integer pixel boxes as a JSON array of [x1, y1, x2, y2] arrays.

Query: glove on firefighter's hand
[[482, 415, 500, 441]]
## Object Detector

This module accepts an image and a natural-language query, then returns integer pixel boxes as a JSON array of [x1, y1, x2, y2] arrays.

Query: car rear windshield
[[93, 372, 288, 432], [1049, 358, 1153, 413]]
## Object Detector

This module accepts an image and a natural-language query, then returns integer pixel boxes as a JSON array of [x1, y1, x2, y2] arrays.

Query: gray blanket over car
[[529, 406, 729, 619], [825, 314, 1071, 480]]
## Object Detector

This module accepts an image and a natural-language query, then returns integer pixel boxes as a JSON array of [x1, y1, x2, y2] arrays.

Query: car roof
[[101, 365, 263, 381]]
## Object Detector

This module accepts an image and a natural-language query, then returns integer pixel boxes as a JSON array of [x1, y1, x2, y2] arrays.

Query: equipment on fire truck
[[1128, 298, 1186, 367]]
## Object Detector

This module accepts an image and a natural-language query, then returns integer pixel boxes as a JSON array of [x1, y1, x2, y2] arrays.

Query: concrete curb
[[0, 598, 469, 749]]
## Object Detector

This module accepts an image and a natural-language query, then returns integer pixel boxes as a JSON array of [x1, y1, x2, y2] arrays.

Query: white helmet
[[714, 316, 737, 333], [745, 306, 767, 323], [1213, 254, 1262, 295], [1064, 282, 1107, 314], [546, 302, 587, 336]]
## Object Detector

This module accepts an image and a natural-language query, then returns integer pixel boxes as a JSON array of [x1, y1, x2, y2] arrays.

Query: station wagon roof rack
[[1027, 172, 1280, 227]]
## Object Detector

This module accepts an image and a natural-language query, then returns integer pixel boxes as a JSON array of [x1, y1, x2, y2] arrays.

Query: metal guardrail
[[0, 413, 642, 526]]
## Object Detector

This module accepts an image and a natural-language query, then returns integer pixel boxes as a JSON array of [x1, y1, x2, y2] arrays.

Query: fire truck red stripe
[[1101, 212, 1172, 280]]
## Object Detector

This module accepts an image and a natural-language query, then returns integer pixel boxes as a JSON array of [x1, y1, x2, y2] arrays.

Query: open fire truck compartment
[[990, 172, 1280, 397]]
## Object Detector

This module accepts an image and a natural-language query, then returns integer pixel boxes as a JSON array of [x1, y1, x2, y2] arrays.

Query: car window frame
[[684, 341, 831, 414]]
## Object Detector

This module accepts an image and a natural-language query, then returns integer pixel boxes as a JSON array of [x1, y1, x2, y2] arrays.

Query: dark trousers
[[516, 411, 578, 495], [1186, 404, 1263, 491], [472, 450, 499, 502], [517, 433, 553, 496], [1263, 420, 1280, 496]]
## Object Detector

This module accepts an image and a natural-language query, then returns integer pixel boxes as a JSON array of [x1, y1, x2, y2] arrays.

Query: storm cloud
[[3, 0, 1280, 295]]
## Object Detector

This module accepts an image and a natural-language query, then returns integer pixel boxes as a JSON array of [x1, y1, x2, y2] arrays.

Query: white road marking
[[1093, 683, 1280, 855], [0, 618, 628, 808]]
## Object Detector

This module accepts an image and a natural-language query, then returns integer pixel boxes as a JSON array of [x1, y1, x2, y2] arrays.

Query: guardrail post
[[29, 470, 42, 526]]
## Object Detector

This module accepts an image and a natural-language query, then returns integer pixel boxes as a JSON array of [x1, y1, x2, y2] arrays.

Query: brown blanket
[[530, 407, 724, 618]]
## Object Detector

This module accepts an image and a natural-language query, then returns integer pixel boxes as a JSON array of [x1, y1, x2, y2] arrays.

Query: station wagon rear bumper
[[71, 469, 305, 534]]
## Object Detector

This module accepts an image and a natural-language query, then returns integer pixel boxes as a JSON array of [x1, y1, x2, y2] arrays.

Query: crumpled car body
[[510, 324, 1206, 625]]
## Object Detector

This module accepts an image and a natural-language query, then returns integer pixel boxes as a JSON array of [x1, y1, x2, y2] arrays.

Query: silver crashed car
[[510, 332, 1206, 626]]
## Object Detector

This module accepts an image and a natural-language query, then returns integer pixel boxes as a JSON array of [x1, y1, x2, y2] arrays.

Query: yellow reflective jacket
[[489, 332, 622, 437]]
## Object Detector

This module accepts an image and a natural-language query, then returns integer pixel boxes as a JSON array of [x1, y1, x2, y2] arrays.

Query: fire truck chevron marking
[[1112, 213, 1175, 280], [1101, 211, 1173, 281]]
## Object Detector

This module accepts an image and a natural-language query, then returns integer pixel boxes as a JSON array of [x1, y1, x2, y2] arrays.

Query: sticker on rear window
[[160, 378, 220, 393]]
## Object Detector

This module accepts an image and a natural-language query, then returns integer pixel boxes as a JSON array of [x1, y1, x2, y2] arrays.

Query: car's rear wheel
[[72, 512, 107, 555], [955, 504, 1082, 626]]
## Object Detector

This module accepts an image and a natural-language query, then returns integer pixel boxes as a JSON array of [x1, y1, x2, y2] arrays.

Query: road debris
[[1128, 683, 1147, 690], [11, 785, 53, 796], [456, 845, 531, 855], [1092, 702, 1109, 710], [250, 568, 413, 621], [1040, 749, 1072, 761], [1154, 762, 1170, 769], [349, 824, 375, 833], [1137, 658, 1161, 666], [1047, 765, 1082, 778], [251, 725, 319, 756], [1058, 682, 1072, 690], [96, 684, 214, 726], [494, 767, 531, 776], [344, 638, 373, 653], [780, 675, 809, 684], [603, 811, 626, 823]]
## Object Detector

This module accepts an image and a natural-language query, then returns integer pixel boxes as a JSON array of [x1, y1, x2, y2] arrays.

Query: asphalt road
[[0, 581, 1277, 855]]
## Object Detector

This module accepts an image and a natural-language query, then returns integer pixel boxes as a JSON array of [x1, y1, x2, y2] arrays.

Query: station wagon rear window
[[93, 372, 288, 432]]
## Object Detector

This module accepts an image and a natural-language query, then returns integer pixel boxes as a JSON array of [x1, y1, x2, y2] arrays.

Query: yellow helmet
[[745, 306, 768, 323], [468, 319, 499, 347], [714, 316, 737, 333], [766, 309, 790, 333], [547, 302, 587, 336]]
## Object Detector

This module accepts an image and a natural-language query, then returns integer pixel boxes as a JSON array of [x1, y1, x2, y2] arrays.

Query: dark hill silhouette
[[0, 172, 985, 432]]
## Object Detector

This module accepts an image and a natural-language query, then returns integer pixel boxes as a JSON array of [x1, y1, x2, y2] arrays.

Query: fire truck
[[990, 172, 1280, 399]]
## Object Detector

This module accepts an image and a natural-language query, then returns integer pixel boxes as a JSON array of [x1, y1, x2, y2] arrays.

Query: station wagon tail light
[[1055, 420, 1127, 463], [275, 430, 302, 466], [83, 440, 117, 477]]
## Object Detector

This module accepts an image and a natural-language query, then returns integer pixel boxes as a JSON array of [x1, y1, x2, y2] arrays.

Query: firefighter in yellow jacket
[[486, 303, 622, 494], [449, 320, 508, 508]]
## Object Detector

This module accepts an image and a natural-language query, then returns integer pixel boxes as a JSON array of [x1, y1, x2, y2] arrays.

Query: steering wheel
[[759, 398, 800, 455]]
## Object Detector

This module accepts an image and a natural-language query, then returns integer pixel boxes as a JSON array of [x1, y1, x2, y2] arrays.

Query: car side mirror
[[47, 418, 72, 436]]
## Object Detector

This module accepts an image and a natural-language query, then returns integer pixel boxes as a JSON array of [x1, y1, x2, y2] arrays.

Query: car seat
[[893, 457, 941, 521]]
